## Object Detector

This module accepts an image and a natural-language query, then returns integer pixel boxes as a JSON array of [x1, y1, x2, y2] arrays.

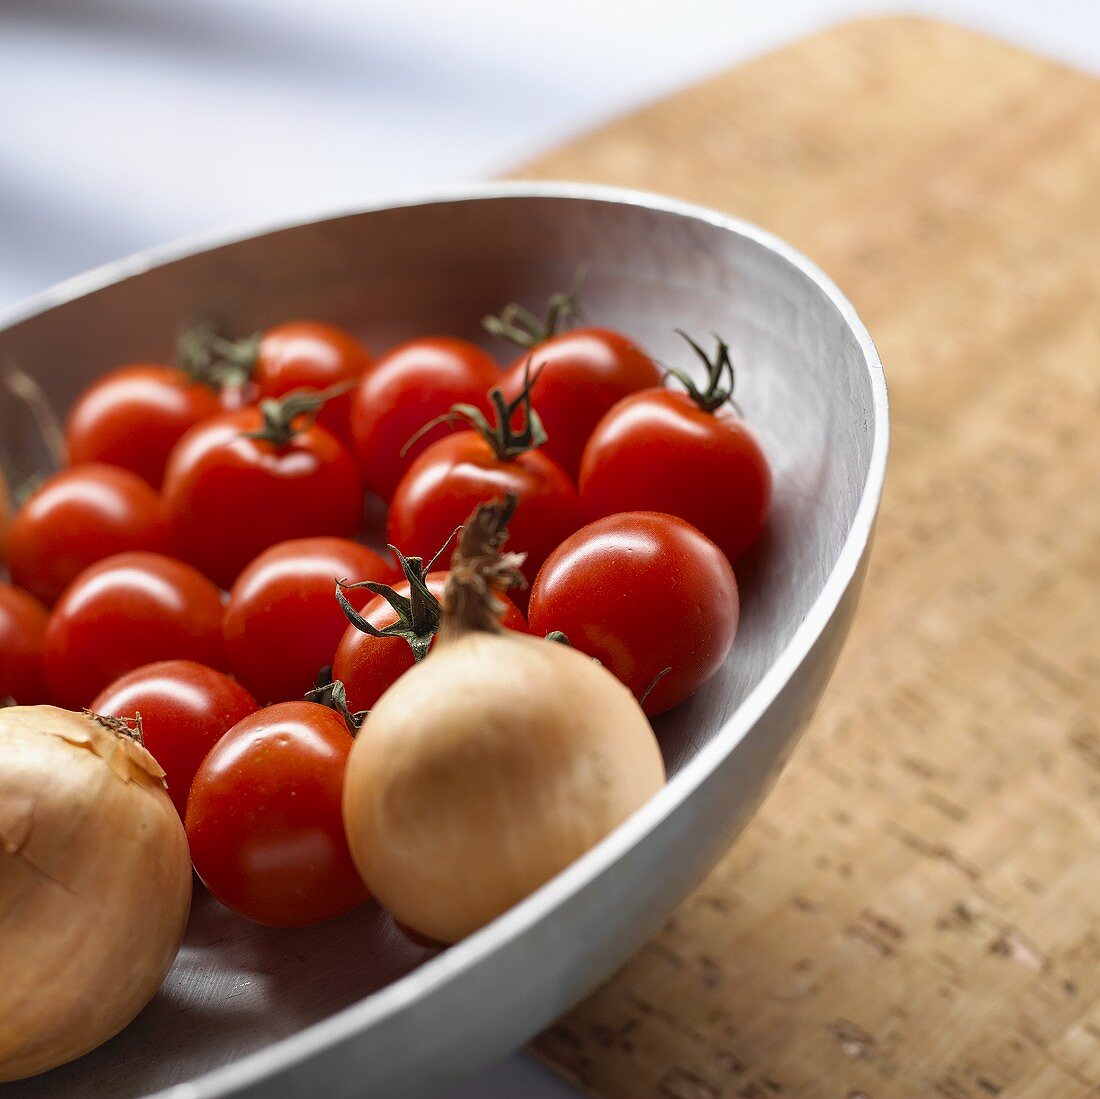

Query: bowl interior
[[0, 191, 880, 1097]]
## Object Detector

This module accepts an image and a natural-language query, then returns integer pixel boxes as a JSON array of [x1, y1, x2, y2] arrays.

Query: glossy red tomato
[[499, 329, 661, 479], [43, 552, 227, 710], [91, 660, 257, 817], [350, 337, 499, 501], [579, 335, 771, 563], [186, 701, 368, 926], [253, 321, 373, 444], [333, 571, 527, 713], [65, 364, 226, 487], [388, 433, 582, 598], [528, 512, 739, 716], [0, 583, 51, 703], [6, 463, 172, 606], [162, 399, 363, 589], [0, 468, 12, 560], [224, 537, 395, 705]]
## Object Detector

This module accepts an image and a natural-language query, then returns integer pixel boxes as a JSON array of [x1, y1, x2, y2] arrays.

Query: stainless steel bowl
[[0, 184, 887, 1099]]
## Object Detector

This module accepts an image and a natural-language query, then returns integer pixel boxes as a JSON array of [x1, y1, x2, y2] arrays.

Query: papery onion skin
[[343, 629, 666, 944], [0, 706, 191, 1082]]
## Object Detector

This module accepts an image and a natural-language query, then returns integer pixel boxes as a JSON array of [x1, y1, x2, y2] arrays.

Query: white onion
[[343, 497, 665, 944], [0, 706, 191, 1081]]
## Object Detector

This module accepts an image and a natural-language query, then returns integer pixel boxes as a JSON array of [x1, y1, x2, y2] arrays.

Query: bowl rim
[[0, 181, 888, 1097]]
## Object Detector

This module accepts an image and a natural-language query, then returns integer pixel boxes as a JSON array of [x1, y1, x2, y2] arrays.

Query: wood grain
[[511, 16, 1100, 1099]]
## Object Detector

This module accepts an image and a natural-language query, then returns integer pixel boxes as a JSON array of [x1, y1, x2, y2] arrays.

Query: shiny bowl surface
[[0, 183, 887, 1099]]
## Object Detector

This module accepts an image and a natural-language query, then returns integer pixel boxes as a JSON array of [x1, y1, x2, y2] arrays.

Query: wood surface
[[511, 16, 1100, 1098]]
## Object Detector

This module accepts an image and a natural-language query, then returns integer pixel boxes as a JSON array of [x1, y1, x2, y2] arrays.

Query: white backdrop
[[2, 2, 1097, 1095], [2, 0, 1099, 311]]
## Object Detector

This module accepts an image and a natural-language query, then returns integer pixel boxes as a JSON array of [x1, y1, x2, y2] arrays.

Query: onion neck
[[439, 495, 526, 645]]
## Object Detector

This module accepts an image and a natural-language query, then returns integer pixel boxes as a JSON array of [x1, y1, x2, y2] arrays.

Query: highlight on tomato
[[386, 367, 582, 598], [579, 331, 771, 564], [224, 536, 395, 705], [528, 511, 739, 717], [186, 700, 368, 927], [350, 336, 500, 501], [484, 275, 662, 479], [162, 386, 364, 589], [43, 551, 227, 710], [65, 361, 240, 489], [6, 463, 172, 606], [91, 660, 258, 817]]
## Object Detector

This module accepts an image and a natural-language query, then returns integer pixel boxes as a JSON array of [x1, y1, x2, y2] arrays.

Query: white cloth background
[[3, 1, 1097, 1094]]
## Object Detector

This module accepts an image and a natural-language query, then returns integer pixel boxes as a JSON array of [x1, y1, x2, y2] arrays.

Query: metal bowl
[[0, 184, 887, 1099]]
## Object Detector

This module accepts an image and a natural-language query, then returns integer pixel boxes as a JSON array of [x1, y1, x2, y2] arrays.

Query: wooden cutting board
[[511, 16, 1100, 1099]]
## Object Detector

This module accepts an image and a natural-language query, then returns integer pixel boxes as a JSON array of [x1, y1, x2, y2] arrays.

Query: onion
[[0, 706, 191, 1082], [343, 496, 665, 944]]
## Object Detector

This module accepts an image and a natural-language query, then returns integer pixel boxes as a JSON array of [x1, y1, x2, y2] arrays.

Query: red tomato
[[6, 463, 172, 606], [162, 398, 363, 589], [579, 334, 771, 563], [528, 512, 739, 716], [253, 321, 373, 444], [43, 552, 227, 710], [333, 571, 527, 713], [225, 537, 395, 705], [350, 337, 499, 501], [0, 470, 11, 561], [389, 432, 581, 599], [91, 660, 257, 817], [0, 583, 50, 703], [499, 329, 661, 479], [65, 364, 226, 487], [186, 701, 367, 926]]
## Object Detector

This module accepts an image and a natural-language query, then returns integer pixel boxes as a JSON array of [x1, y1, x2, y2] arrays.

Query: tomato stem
[[335, 527, 461, 662], [176, 323, 259, 390], [1, 364, 67, 474], [666, 331, 744, 416], [244, 382, 355, 448], [403, 360, 548, 462], [481, 265, 587, 349], [305, 678, 368, 735]]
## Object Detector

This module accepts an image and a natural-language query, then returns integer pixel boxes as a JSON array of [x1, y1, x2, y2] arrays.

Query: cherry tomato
[[388, 432, 580, 600], [0, 468, 13, 560], [252, 321, 373, 444], [186, 701, 368, 927], [0, 583, 50, 703], [333, 571, 527, 713], [528, 512, 739, 716], [350, 337, 499, 501], [91, 660, 257, 817], [162, 396, 363, 589], [43, 552, 227, 710], [65, 363, 226, 487], [499, 329, 661, 480], [579, 334, 771, 563], [6, 463, 172, 606], [225, 537, 395, 705]]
